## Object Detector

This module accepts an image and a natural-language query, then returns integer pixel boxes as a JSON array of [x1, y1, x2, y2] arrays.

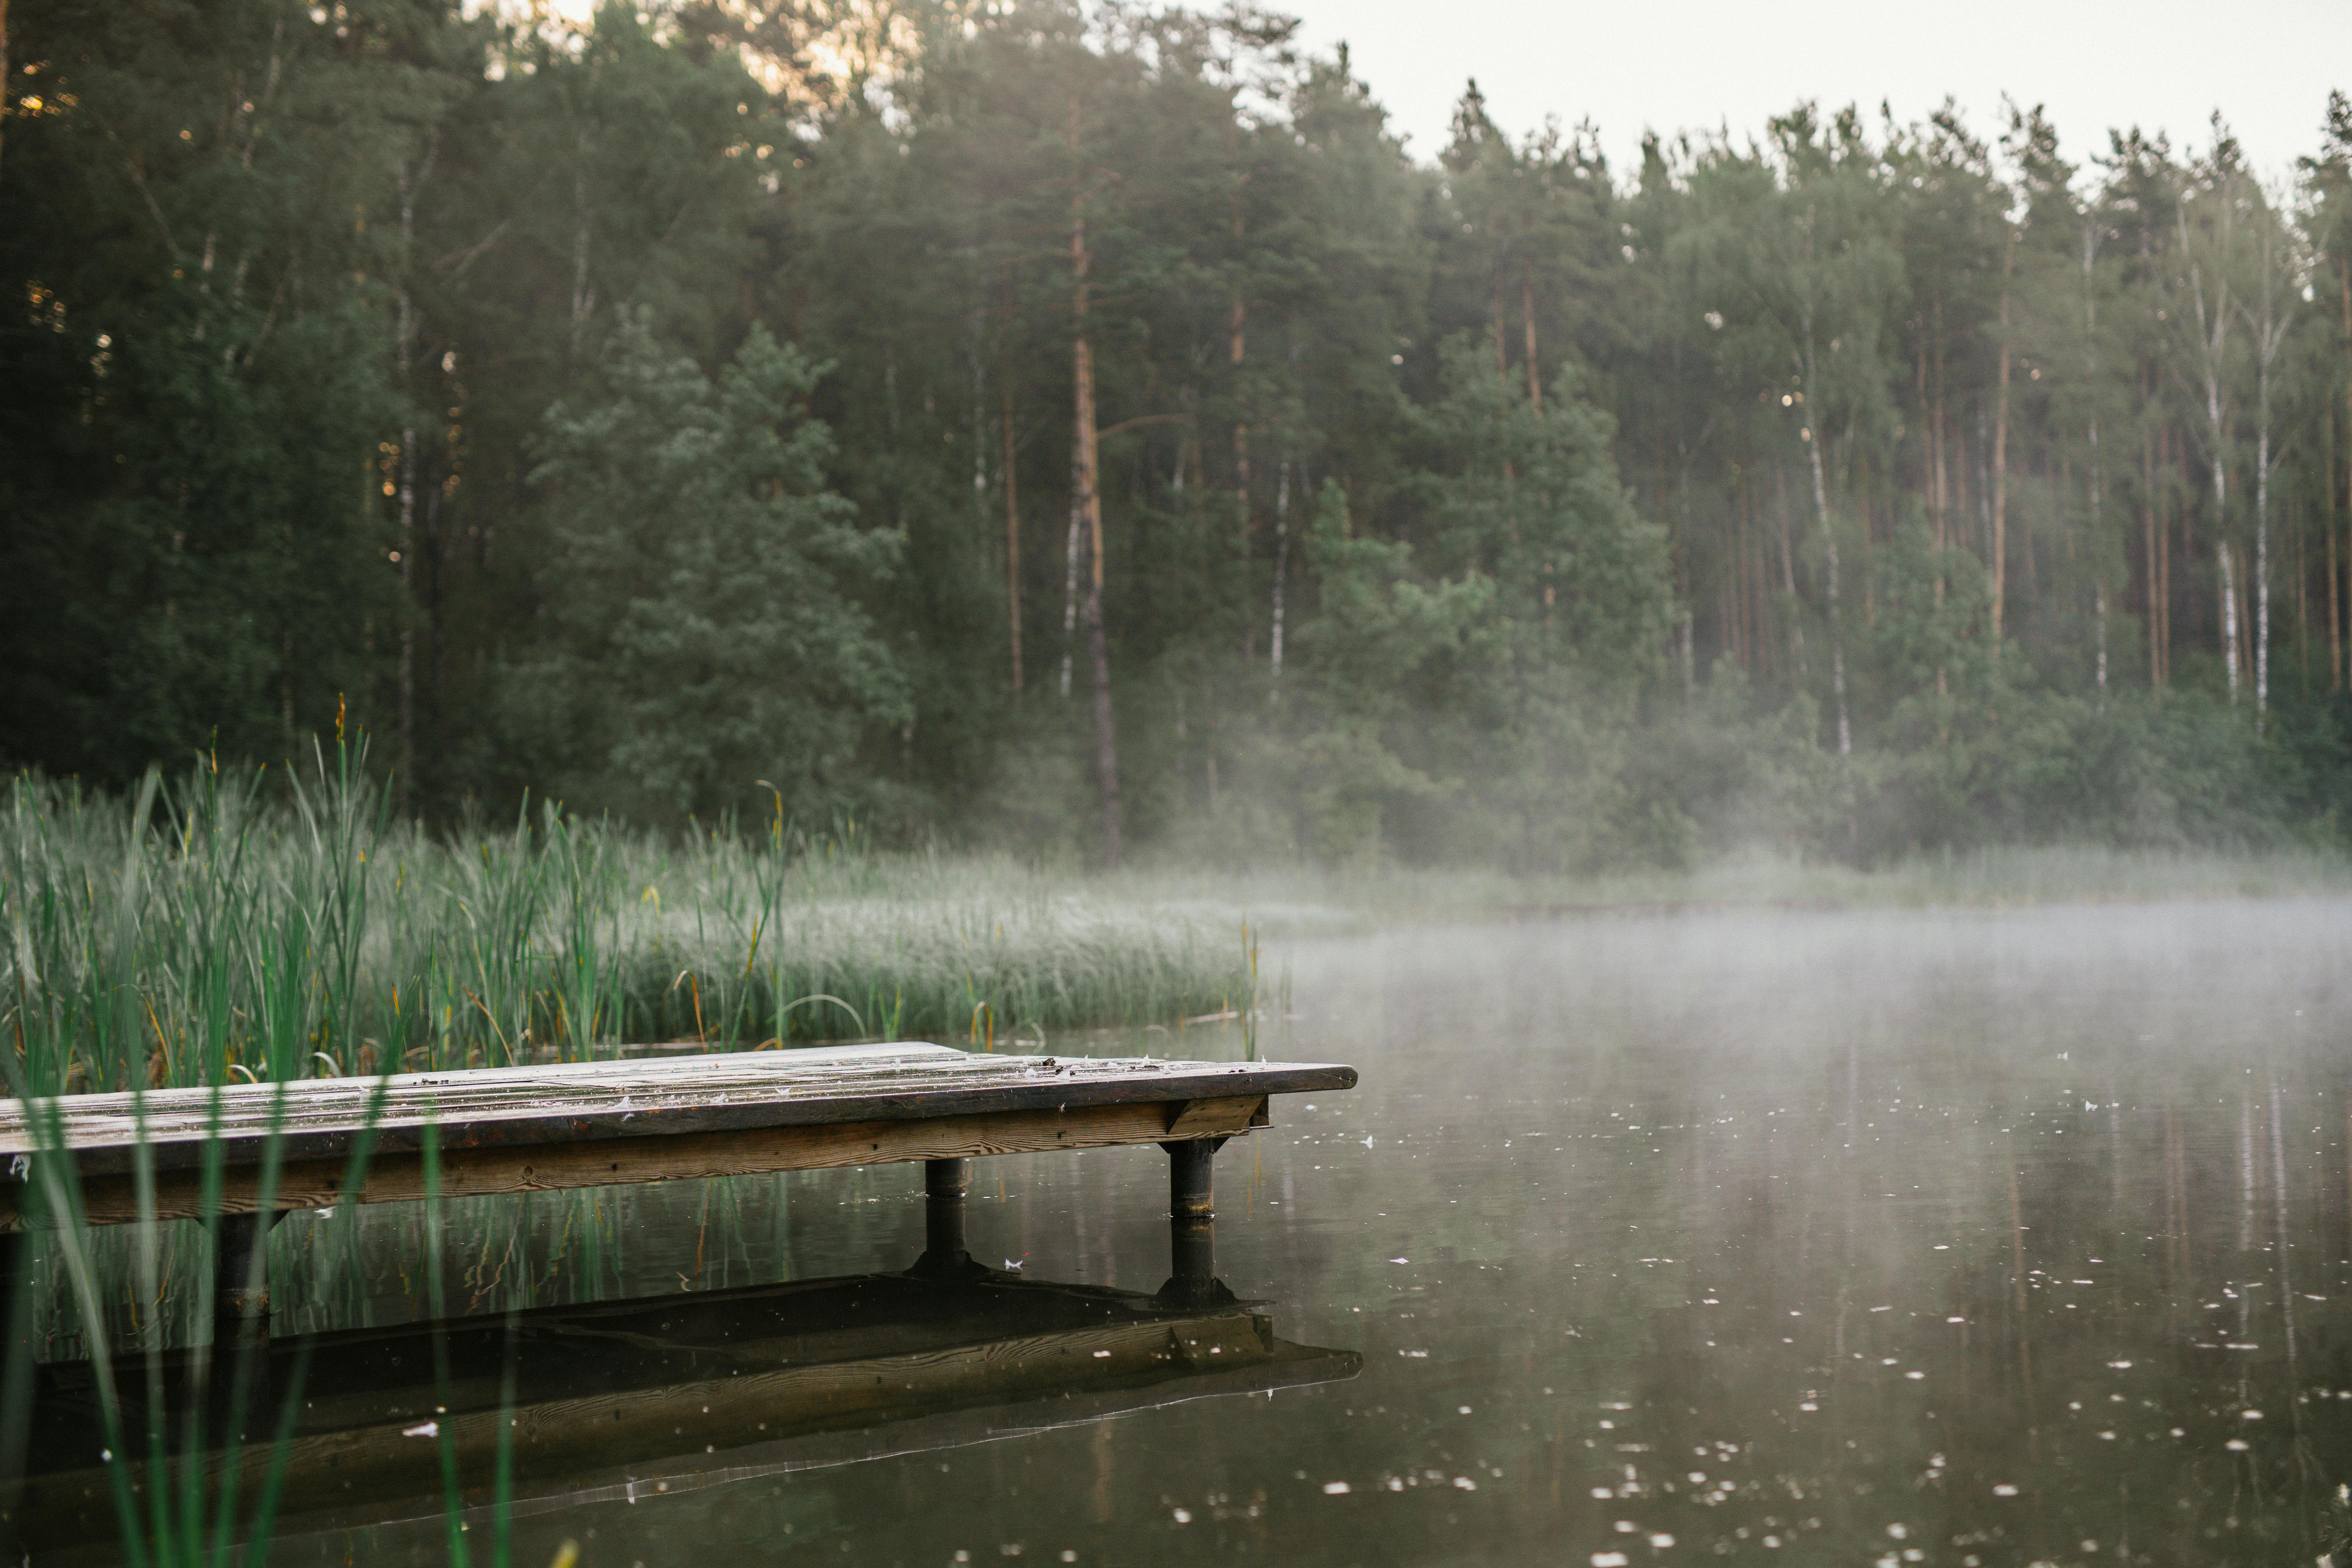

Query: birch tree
[[1682, 107, 1903, 755], [1066, 91, 1123, 866], [2239, 202, 2297, 717], [2176, 126, 2255, 702]]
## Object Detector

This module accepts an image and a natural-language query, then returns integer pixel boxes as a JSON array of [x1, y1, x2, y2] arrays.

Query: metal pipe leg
[[910, 1158, 981, 1280], [0, 1233, 24, 1332], [1168, 1215, 1215, 1284], [1162, 1137, 1221, 1222], [1156, 1139, 1235, 1308], [215, 1211, 282, 1324], [0, 1231, 29, 1568]]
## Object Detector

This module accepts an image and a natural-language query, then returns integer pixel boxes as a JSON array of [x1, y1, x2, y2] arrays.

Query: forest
[[7, 0, 2352, 870]]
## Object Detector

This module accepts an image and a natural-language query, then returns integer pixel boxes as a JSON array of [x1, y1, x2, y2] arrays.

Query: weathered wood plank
[[1165, 1097, 1260, 1137], [0, 1043, 1355, 1175], [6, 1095, 1271, 1229]]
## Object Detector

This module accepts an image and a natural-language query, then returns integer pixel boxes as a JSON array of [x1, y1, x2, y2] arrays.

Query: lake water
[[25, 899, 2352, 1566]]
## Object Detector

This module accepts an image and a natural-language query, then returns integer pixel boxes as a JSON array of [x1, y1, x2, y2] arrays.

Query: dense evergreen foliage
[[7, 0, 2350, 866]]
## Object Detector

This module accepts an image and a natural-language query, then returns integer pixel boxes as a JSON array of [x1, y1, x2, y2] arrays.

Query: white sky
[[1281, 0, 2352, 187]]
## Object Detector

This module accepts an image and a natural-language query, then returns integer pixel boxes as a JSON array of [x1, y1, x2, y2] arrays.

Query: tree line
[[6, 0, 2350, 866]]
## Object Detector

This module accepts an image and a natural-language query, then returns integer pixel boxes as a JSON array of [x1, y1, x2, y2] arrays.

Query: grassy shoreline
[[1, 750, 1254, 1094], [8, 749, 2343, 1095]]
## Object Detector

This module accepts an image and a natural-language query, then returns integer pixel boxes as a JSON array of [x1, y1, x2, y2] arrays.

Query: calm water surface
[[44, 900, 2352, 1566]]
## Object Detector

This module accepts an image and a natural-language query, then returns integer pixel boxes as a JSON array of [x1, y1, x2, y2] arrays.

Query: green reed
[[1, 739, 1250, 1094], [1, 960, 353, 1564], [0, 1066, 552, 1564]]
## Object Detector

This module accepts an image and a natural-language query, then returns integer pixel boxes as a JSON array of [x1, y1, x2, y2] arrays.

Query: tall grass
[[0, 974, 396, 1564], [1, 739, 1251, 1094]]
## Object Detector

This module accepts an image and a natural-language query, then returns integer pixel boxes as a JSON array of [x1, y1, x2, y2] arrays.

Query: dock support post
[[0, 1229, 31, 1561], [0, 1233, 24, 1333], [214, 1211, 282, 1325], [910, 1158, 982, 1280], [1156, 1138, 1235, 1308], [925, 1157, 971, 1201], [1162, 1137, 1223, 1221]]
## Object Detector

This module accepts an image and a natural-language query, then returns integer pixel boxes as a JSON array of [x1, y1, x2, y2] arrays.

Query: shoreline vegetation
[[0, 743, 1253, 1097], [6, 741, 2346, 1096]]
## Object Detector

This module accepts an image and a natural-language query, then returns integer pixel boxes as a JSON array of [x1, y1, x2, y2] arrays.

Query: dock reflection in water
[[14, 1188, 1356, 1563]]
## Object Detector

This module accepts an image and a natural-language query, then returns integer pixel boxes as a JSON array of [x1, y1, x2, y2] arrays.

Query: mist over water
[[43, 899, 2350, 1565]]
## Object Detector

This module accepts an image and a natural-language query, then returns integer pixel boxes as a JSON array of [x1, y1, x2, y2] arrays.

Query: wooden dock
[[0, 1043, 1358, 1317]]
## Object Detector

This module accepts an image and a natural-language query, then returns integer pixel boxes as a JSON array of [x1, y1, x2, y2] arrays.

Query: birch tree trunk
[[2083, 223, 2106, 710], [1776, 465, 1807, 680], [2244, 240, 2291, 721], [2163, 425, 2178, 684], [567, 139, 594, 372], [1931, 302, 1950, 544], [1229, 182, 1252, 606], [2181, 221, 2238, 701], [1070, 103, 1121, 866], [2296, 508, 2310, 684], [1230, 314, 1250, 565], [1931, 312, 1948, 697], [1675, 441, 1699, 707], [2220, 525, 2240, 699], [2092, 460, 2107, 709], [2256, 421, 2271, 717], [1990, 227, 2015, 641], [394, 156, 420, 814], [1801, 329, 1850, 756], [1003, 385, 1022, 694], [1808, 432, 1850, 755], [1059, 455, 1080, 700], [1521, 275, 1542, 412], [1491, 271, 1508, 378], [1227, 115, 1253, 588], [1268, 456, 1290, 686], [2142, 383, 2161, 691], [2328, 437, 2342, 691], [2339, 259, 2352, 690], [972, 317, 988, 509]]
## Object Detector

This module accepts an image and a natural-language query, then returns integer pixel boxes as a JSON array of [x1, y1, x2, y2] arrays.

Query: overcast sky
[[1280, 0, 2350, 187]]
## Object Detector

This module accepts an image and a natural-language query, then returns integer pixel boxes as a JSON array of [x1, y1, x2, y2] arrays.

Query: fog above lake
[[114, 896, 2345, 1566]]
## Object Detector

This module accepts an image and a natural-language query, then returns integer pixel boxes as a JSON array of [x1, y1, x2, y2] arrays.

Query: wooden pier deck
[[0, 1043, 1355, 1226], [0, 1043, 1358, 1317]]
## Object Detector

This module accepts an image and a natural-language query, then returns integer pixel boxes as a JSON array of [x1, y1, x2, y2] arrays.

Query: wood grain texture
[[0, 1042, 1355, 1176], [10, 1095, 1271, 1229], [1165, 1097, 1256, 1136]]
